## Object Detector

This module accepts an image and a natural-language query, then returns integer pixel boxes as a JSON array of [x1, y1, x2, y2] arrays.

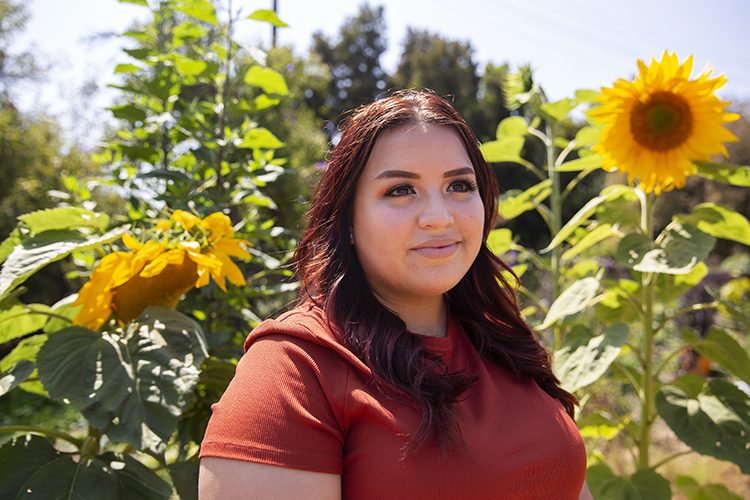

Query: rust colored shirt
[[200, 303, 587, 499]]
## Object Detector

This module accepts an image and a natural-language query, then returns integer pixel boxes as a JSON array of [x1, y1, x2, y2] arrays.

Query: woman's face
[[350, 123, 485, 307]]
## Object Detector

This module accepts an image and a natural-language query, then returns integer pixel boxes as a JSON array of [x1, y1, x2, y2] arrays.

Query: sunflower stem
[[638, 189, 656, 470], [546, 120, 563, 349]]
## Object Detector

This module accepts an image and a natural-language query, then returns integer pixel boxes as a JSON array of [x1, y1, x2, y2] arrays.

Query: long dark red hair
[[294, 90, 576, 452]]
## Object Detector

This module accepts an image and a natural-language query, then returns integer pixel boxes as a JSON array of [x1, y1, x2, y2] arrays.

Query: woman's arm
[[579, 480, 594, 500], [199, 458, 341, 500]]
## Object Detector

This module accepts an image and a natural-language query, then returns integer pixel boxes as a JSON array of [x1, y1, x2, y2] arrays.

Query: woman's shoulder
[[244, 301, 365, 372]]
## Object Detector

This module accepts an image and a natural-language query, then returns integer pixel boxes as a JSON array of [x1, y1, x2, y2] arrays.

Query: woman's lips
[[412, 239, 460, 258]]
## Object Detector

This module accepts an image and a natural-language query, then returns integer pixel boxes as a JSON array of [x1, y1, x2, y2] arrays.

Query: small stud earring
[[349, 232, 354, 244]]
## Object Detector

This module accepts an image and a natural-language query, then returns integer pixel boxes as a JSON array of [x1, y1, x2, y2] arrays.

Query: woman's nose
[[417, 194, 454, 228]]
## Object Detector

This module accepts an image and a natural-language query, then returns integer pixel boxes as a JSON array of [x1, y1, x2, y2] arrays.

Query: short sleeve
[[199, 334, 346, 474]]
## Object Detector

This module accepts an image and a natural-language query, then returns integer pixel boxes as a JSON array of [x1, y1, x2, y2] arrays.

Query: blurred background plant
[[1, 1, 749, 498]]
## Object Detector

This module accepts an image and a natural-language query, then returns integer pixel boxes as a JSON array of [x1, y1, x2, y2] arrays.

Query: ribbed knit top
[[200, 303, 586, 499]]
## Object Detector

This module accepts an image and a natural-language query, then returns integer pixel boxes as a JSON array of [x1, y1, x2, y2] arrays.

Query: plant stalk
[[546, 120, 563, 349], [638, 190, 655, 470]]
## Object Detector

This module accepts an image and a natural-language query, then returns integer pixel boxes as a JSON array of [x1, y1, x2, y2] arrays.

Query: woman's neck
[[373, 292, 448, 338]]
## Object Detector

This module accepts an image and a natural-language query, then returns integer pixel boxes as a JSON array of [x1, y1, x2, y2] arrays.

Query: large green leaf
[[0, 305, 49, 344], [538, 98, 575, 124], [594, 280, 640, 324], [575, 89, 602, 104], [37, 307, 208, 454], [107, 104, 147, 123], [0, 435, 171, 500], [616, 223, 715, 275], [676, 203, 750, 246], [675, 475, 745, 500], [653, 261, 707, 303], [487, 228, 513, 255], [538, 276, 600, 329], [248, 8, 289, 27], [0, 229, 22, 265], [680, 328, 750, 387], [0, 360, 35, 396], [706, 288, 750, 330], [43, 295, 80, 333], [168, 461, 199, 500], [496, 116, 528, 138], [0, 434, 120, 500], [0, 225, 128, 302], [543, 185, 633, 253], [244, 66, 289, 95], [553, 322, 629, 393], [18, 207, 109, 233], [480, 136, 525, 163], [657, 375, 750, 474], [496, 179, 552, 220], [0, 334, 48, 395], [99, 451, 173, 500], [561, 223, 617, 261], [693, 161, 750, 187], [237, 127, 285, 150], [587, 463, 671, 500], [556, 154, 602, 172], [174, 0, 218, 26]]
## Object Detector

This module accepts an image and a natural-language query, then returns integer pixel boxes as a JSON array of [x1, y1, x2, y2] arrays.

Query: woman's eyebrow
[[374, 167, 475, 180]]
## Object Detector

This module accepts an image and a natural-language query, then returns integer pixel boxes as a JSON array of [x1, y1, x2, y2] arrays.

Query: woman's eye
[[449, 179, 477, 192], [385, 185, 414, 197]]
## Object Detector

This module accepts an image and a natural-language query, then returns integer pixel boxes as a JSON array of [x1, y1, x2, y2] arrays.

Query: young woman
[[199, 91, 593, 500]]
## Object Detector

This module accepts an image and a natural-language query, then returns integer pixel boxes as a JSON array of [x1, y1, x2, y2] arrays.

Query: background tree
[[310, 3, 387, 124]]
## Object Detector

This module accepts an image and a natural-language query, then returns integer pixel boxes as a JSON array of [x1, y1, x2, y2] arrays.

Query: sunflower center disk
[[630, 91, 693, 151]]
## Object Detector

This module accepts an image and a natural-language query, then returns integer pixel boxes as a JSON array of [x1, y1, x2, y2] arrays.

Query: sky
[[12, 0, 750, 143]]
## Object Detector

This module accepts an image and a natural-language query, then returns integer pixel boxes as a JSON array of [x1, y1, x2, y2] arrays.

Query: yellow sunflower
[[73, 211, 252, 330], [591, 51, 739, 194]]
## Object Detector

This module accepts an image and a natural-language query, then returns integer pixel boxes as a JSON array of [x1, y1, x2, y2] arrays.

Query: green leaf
[[244, 66, 289, 95], [174, 0, 218, 26], [539, 276, 600, 329], [657, 377, 750, 474], [123, 48, 152, 61], [653, 261, 708, 303], [0, 360, 35, 396], [19, 207, 109, 233], [496, 116, 528, 138], [480, 136, 525, 163], [137, 169, 192, 183], [0, 434, 121, 500], [114, 63, 141, 74], [595, 280, 640, 324], [676, 203, 750, 246], [0, 229, 22, 265], [616, 223, 715, 275], [578, 411, 629, 440], [538, 98, 575, 124], [556, 154, 602, 172], [680, 328, 750, 387], [0, 226, 128, 302], [119, 0, 148, 5], [237, 128, 285, 150], [573, 126, 600, 148], [496, 179, 552, 220], [175, 56, 208, 76], [99, 451, 172, 500], [553, 322, 629, 392], [0, 334, 48, 395], [487, 228, 513, 255], [543, 185, 633, 253], [587, 463, 672, 500], [248, 8, 289, 27], [561, 223, 616, 261], [694, 161, 750, 187], [107, 104, 147, 123], [0, 305, 49, 344], [37, 307, 208, 454], [675, 475, 745, 500], [168, 461, 200, 500], [574, 89, 602, 103], [43, 295, 80, 333]]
